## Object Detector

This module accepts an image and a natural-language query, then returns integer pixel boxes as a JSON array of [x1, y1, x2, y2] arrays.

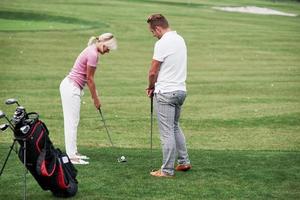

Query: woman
[[60, 33, 117, 164]]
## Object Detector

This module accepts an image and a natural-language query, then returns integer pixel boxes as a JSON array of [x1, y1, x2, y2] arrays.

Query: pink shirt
[[68, 44, 99, 89]]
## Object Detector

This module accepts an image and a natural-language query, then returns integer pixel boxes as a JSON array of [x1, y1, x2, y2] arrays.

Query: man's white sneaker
[[70, 158, 89, 165]]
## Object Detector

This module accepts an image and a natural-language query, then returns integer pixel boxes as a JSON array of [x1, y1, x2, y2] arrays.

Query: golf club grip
[[150, 96, 153, 113]]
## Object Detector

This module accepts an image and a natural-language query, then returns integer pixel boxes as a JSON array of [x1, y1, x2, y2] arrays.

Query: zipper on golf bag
[[36, 135, 56, 177]]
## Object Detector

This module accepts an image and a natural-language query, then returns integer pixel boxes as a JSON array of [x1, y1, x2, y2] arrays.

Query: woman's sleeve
[[87, 52, 99, 68]]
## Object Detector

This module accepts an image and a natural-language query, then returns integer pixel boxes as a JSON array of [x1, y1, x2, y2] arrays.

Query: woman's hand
[[93, 96, 101, 109]]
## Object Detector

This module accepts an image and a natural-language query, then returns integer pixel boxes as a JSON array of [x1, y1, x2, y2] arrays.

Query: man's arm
[[146, 59, 161, 97], [86, 65, 101, 109]]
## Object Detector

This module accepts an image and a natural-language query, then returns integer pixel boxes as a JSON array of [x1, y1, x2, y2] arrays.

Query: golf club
[[12, 106, 26, 124], [0, 123, 14, 132], [20, 125, 30, 134], [98, 108, 127, 163], [5, 98, 20, 106], [0, 110, 5, 119], [0, 110, 15, 129], [150, 96, 154, 170], [0, 124, 9, 131]]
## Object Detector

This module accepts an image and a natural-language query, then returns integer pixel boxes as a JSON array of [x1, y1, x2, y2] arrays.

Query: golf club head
[[5, 98, 19, 106], [15, 106, 25, 113], [0, 110, 15, 129], [0, 110, 5, 119], [12, 106, 26, 124], [0, 123, 9, 131], [20, 125, 30, 134]]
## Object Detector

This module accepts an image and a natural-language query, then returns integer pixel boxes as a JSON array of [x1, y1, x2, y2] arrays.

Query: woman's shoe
[[75, 153, 90, 160], [70, 157, 89, 165]]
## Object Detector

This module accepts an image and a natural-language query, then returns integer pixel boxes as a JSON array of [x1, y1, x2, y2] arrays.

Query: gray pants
[[154, 90, 190, 175]]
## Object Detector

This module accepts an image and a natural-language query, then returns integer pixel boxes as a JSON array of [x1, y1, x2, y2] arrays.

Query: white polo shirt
[[153, 31, 187, 93]]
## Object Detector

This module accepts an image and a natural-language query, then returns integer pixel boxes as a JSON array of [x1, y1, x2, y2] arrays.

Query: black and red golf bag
[[13, 108, 78, 197]]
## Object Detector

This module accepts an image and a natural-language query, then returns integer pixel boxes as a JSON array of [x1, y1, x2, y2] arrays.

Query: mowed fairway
[[0, 0, 300, 199]]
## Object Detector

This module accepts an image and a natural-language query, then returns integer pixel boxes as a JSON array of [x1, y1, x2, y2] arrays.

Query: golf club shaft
[[150, 96, 154, 170], [98, 108, 114, 147], [150, 97, 153, 154], [5, 116, 15, 129], [7, 124, 15, 132]]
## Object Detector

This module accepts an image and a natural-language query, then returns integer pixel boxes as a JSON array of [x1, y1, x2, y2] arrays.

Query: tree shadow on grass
[[0, 10, 107, 32]]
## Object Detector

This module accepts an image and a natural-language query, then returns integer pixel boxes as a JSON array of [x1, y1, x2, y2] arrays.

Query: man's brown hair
[[147, 14, 169, 29]]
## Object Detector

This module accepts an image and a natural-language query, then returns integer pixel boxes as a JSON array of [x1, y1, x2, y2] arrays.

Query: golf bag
[[13, 110, 78, 197]]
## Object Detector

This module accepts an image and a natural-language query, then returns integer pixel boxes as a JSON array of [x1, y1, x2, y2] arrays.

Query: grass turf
[[0, 0, 300, 199], [0, 148, 299, 199]]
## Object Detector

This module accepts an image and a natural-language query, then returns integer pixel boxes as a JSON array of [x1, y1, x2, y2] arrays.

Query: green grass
[[0, 0, 300, 199], [1, 148, 299, 199]]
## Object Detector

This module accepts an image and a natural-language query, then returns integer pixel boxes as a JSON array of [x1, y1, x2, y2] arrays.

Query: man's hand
[[146, 87, 154, 98], [147, 59, 160, 98]]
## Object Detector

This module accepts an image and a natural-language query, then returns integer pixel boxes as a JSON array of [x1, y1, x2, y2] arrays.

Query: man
[[146, 14, 191, 177]]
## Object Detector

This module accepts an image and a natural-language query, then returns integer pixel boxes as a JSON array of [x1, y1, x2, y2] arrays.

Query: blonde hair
[[87, 33, 117, 50]]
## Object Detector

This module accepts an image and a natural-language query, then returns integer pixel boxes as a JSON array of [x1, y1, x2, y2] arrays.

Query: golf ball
[[121, 156, 125, 160]]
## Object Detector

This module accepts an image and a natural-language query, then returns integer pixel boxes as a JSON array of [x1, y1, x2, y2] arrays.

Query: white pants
[[59, 77, 83, 158]]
